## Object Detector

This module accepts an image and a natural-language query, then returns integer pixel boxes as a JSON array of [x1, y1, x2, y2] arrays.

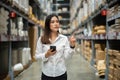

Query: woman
[[34, 14, 76, 80]]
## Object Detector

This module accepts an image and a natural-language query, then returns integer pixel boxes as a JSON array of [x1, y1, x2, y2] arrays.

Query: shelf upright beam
[[91, 40, 95, 66], [105, 39, 109, 80], [56, 0, 58, 15], [90, 20, 95, 66], [8, 17, 14, 80], [105, 4, 109, 80]]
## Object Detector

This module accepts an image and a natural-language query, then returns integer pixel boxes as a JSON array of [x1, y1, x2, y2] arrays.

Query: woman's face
[[50, 16, 60, 32]]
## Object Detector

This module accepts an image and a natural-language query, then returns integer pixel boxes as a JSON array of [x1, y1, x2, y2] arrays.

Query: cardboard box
[[96, 50, 105, 61], [96, 60, 106, 71], [108, 74, 114, 80], [109, 66, 114, 75]]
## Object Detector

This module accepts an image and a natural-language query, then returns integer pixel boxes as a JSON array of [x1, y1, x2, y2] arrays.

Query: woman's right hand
[[45, 49, 56, 58]]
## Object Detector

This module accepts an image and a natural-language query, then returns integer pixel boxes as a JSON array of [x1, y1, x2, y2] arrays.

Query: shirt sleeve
[[35, 37, 48, 62], [63, 37, 75, 59]]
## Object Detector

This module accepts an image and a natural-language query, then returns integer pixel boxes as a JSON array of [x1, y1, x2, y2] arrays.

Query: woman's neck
[[50, 32, 58, 41]]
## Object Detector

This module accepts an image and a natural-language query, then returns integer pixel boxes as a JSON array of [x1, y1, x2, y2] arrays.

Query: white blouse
[[35, 34, 75, 77]]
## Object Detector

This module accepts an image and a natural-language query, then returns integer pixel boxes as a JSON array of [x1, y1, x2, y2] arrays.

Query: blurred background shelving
[[0, 0, 120, 80], [0, 0, 47, 80], [71, 0, 120, 80], [51, 0, 71, 35]]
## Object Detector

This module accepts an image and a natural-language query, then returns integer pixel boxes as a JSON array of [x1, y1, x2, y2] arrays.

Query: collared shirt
[[35, 34, 75, 77]]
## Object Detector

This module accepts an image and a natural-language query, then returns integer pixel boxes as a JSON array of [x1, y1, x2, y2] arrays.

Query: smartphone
[[50, 46, 56, 52]]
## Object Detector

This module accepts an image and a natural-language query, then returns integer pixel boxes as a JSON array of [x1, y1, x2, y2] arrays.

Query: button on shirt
[[35, 34, 75, 77]]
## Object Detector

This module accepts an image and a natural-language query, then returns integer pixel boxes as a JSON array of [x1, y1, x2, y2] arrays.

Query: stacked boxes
[[93, 25, 106, 34], [96, 60, 106, 78], [70, 0, 106, 30], [107, 4, 120, 20], [95, 43, 106, 77], [17, 17, 24, 37], [82, 40, 92, 62], [18, 48, 31, 66], [70, 0, 81, 21], [11, 47, 31, 67], [83, 0, 88, 21], [95, 43, 106, 61], [109, 19, 120, 33], [28, 6, 45, 27], [0, 8, 9, 34], [28, 26, 38, 60], [10, 17, 28, 37], [7, 0, 29, 15], [107, 49, 120, 80], [11, 20, 17, 36]]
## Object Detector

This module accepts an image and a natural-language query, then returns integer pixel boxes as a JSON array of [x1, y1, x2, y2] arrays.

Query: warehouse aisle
[[15, 52, 102, 80], [66, 52, 100, 80]]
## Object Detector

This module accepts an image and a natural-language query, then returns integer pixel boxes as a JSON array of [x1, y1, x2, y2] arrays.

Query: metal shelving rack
[[71, 0, 120, 80], [0, 0, 44, 80], [105, 0, 120, 80]]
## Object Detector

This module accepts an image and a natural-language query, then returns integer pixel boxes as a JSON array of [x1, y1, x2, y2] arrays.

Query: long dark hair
[[41, 14, 59, 44]]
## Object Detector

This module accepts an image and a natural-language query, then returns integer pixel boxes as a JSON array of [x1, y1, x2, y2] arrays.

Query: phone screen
[[50, 46, 56, 52]]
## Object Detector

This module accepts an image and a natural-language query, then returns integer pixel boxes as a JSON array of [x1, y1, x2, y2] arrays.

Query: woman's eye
[[51, 21, 54, 23], [51, 20, 59, 23], [56, 20, 59, 23]]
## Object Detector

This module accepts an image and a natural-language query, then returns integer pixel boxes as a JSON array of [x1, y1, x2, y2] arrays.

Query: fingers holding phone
[[45, 46, 56, 58]]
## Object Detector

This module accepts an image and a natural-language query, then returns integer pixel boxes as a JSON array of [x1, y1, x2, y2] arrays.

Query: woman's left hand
[[69, 35, 76, 47]]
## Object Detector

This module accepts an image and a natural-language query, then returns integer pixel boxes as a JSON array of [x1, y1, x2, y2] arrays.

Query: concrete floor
[[66, 53, 101, 80], [15, 52, 104, 80]]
